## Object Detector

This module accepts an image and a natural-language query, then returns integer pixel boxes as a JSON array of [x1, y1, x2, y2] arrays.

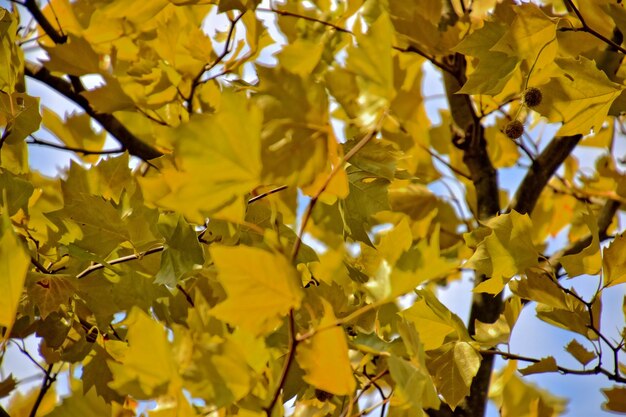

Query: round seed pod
[[522, 87, 542, 107], [504, 120, 524, 139]]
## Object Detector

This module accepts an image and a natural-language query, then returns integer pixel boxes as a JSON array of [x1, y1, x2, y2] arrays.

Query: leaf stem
[[291, 113, 386, 261]]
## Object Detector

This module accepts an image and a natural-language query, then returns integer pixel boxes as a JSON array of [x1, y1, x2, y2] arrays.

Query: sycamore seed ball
[[522, 87, 543, 107], [504, 120, 524, 139]]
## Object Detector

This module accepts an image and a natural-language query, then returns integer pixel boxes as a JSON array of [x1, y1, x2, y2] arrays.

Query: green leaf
[[0, 93, 41, 144], [155, 213, 204, 286], [46, 380, 111, 417], [0, 169, 33, 216], [43, 35, 101, 76]]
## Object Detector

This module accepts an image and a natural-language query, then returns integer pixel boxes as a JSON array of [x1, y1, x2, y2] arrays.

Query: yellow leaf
[[464, 211, 538, 294], [426, 341, 481, 410], [296, 299, 356, 395], [491, 3, 558, 65], [209, 245, 303, 335], [139, 90, 261, 222], [534, 56, 623, 136], [108, 307, 178, 398], [0, 214, 29, 337], [565, 339, 596, 366], [603, 233, 626, 287], [278, 39, 325, 76], [560, 209, 601, 278], [602, 386, 626, 413], [490, 361, 568, 417], [401, 289, 469, 351], [518, 356, 558, 376]]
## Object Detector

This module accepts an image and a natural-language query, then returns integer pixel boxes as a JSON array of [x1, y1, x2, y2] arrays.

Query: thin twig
[[248, 185, 288, 204], [264, 310, 297, 415], [76, 245, 165, 279], [30, 257, 51, 274], [187, 12, 245, 113], [561, 0, 626, 54], [28, 364, 56, 417], [28, 135, 124, 156], [23, 0, 67, 44], [256, 7, 352, 34], [291, 114, 386, 261], [480, 349, 626, 383]]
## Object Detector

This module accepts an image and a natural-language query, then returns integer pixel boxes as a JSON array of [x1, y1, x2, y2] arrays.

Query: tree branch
[[508, 134, 582, 215], [441, 52, 500, 417], [76, 245, 165, 279], [561, 0, 626, 55], [28, 135, 124, 156], [264, 310, 297, 416], [23, 0, 67, 44], [186, 12, 245, 113], [24, 62, 162, 160], [28, 364, 56, 417]]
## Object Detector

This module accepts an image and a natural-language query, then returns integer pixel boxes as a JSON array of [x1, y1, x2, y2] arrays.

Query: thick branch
[[24, 0, 67, 44], [441, 53, 500, 417], [25, 63, 162, 160], [509, 134, 582, 215]]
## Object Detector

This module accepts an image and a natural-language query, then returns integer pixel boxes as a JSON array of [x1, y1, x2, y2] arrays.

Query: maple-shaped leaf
[[426, 341, 481, 410], [209, 245, 303, 335], [490, 3, 558, 66], [0, 374, 16, 399], [45, 379, 111, 417], [401, 289, 470, 351], [82, 344, 125, 404], [453, 21, 519, 96], [0, 169, 33, 216], [26, 273, 75, 319], [0, 93, 41, 144], [139, 90, 261, 222], [389, 228, 459, 298], [345, 13, 394, 103], [464, 211, 539, 294], [388, 355, 439, 412], [155, 214, 204, 286], [296, 299, 356, 395], [42, 108, 107, 164], [534, 56, 624, 136], [108, 307, 178, 399]]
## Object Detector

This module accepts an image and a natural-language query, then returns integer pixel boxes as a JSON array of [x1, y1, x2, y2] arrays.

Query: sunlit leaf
[[296, 299, 355, 395], [210, 245, 303, 335]]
